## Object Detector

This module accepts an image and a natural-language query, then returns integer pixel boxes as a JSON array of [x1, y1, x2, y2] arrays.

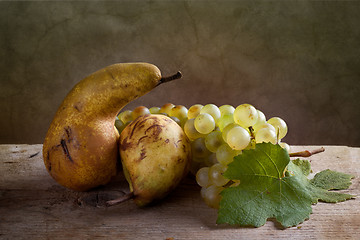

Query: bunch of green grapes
[[115, 103, 290, 209]]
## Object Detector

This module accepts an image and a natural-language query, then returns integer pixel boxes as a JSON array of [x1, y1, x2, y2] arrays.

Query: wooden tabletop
[[0, 144, 359, 239]]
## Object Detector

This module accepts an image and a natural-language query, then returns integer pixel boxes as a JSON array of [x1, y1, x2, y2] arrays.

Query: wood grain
[[0, 144, 359, 239]]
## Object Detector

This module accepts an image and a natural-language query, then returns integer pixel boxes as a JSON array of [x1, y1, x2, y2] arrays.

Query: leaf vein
[[263, 149, 281, 178]]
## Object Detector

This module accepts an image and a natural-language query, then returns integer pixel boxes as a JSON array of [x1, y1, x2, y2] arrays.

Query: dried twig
[[289, 147, 325, 157]]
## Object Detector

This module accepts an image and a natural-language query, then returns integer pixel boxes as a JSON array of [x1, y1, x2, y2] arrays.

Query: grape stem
[[248, 126, 255, 139], [106, 192, 134, 207], [289, 147, 325, 157]]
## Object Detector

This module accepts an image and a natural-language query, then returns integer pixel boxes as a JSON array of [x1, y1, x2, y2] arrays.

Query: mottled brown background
[[1, 1, 359, 146]]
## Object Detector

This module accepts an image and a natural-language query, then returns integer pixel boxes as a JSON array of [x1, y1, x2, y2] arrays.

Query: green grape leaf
[[291, 158, 312, 176], [310, 169, 354, 191], [307, 168, 355, 203], [217, 143, 355, 228]]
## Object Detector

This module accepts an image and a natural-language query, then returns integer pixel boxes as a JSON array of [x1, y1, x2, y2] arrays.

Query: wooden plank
[[0, 144, 359, 239]]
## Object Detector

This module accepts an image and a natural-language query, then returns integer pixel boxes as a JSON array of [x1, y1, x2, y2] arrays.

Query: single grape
[[221, 123, 238, 142], [267, 117, 288, 140], [219, 104, 235, 116], [209, 163, 229, 187], [132, 106, 150, 119], [194, 113, 215, 134], [233, 104, 258, 128], [226, 126, 251, 150], [279, 142, 290, 152], [187, 104, 203, 119], [255, 127, 277, 144], [184, 119, 204, 140], [205, 131, 224, 153], [216, 143, 236, 165], [149, 106, 160, 114], [183, 118, 204, 140], [201, 185, 224, 209], [169, 105, 188, 120], [196, 167, 210, 187], [217, 113, 235, 131], [200, 104, 221, 123], [191, 138, 211, 158], [159, 103, 175, 115], [118, 110, 133, 124]]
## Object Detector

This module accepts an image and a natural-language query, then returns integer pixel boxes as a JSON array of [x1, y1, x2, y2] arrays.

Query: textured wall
[[1, 1, 359, 146]]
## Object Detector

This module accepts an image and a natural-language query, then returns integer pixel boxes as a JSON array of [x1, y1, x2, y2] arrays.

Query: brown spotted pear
[[107, 114, 192, 207]]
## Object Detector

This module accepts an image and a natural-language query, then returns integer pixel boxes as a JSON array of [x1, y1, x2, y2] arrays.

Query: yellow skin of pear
[[43, 63, 163, 191], [120, 114, 192, 207]]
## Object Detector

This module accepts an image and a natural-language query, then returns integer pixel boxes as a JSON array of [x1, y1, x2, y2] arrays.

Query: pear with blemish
[[43, 63, 181, 191], [107, 114, 192, 207]]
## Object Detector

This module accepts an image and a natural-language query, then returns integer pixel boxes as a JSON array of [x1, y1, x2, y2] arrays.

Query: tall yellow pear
[[43, 63, 181, 191]]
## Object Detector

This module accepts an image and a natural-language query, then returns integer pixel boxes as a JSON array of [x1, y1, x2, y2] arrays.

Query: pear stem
[[106, 192, 135, 207], [159, 71, 182, 84]]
